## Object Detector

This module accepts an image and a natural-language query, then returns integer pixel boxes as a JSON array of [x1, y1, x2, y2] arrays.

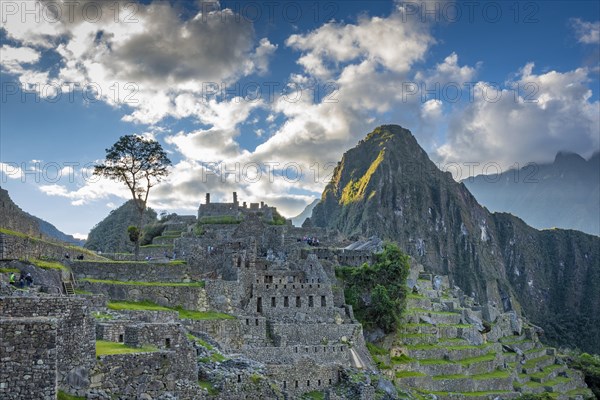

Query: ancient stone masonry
[[0, 296, 96, 397], [1, 190, 594, 399]]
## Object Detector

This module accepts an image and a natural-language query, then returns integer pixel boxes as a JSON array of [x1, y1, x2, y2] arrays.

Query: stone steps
[[528, 364, 566, 384], [406, 310, 464, 325]]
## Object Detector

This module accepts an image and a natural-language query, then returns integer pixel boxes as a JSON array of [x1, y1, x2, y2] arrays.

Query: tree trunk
[[134, 201, 145, 261]]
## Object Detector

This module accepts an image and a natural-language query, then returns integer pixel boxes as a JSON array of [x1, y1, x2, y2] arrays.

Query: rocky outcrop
[[0, 187, 41, 237], [311, 125, 600, 354]]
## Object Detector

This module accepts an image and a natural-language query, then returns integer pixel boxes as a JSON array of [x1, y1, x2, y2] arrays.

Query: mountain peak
[[553, 151, 586, 165]]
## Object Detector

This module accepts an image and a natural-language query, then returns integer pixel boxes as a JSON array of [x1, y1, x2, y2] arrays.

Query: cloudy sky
[[1, 0, 599, 239]]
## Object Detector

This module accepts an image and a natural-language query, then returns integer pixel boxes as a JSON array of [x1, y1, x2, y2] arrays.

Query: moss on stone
[[95, 340, 157, 356]]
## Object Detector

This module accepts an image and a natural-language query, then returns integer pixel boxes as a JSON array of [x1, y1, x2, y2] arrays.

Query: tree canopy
[[94, 135, 171, 258]]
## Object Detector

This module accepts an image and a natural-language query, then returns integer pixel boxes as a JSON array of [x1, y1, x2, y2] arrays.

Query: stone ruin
[[0, 192, 594, 399]]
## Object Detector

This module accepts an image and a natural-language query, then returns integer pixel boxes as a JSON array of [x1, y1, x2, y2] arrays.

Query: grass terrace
[[82, 278, 204, 287], [95, 340, 157, 356], [107, 300, 235, 320]]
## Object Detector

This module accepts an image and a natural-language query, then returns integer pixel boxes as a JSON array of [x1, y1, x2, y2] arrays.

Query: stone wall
[[270, 322, 362, 346], [71, 260, 200, 282], [205, 279, 242, 313], [267, 359, 341, 396], [90, 351, 198, 398], [241, 344, 351, 365], [183, 318, 245, 351], [0, 317, 58, 400], [0, 296, 96, 395], [79, 281, 209, 311]]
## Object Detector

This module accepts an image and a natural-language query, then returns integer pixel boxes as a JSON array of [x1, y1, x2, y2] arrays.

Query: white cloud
[[570, 18, 600, 44], [1, 0, 276, 124], [436, 64, 600, 171]]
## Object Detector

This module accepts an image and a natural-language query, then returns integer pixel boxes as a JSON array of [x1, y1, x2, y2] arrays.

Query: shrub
[[336, 243, 410, 333]]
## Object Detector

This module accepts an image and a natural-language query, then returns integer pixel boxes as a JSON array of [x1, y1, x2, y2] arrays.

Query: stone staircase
[[382, 267, 593, 400]]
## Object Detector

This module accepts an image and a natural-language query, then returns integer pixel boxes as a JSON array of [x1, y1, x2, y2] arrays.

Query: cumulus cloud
[[570, 18, 600, 44], [1, 0, 275, 123], [436, 63, 600, 171]]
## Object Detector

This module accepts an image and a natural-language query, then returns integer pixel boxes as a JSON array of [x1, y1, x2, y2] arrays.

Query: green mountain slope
[[84, 200, 157, 254], [312, 125, 600, 354]]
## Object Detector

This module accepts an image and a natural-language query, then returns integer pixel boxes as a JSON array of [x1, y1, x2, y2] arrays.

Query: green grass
[[30, 259, 68, 271], [198, 379, 219, 395], [139, 244, 173, 248], [0, 228, 100, 258], [391, 354, 413, 364], [92, 312, 114, 320], [74, 289, 92, 295], [186, 333, 215, 350], [406, 343, 489, 351], [395, 371, 426, 378], [108, 300, 171, 312], [367, 342, 388, 356], [107, 301, 234, 320], [457, 352, 497, 366], [0, 267, 20, 273], [82, 278, 205, 287], [302, 390, 326, 400], [530, 364, 563, 379], [199, 215, 243, 224], [524, 375, 570, 388], [57, 391, 86, 400], [423, 391, 510, 397], [95, 340, 157, 356], [523, 355, 554, 370], [471, 370, 510, 380], [175, 307, 235, 320]]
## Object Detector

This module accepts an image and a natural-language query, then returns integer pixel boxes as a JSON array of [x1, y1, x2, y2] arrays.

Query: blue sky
[[1, 0, 599, 238]]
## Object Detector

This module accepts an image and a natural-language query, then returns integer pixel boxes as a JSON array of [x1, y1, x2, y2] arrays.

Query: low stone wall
[[183, 318, 245, 351], [79, 281, 209, 311], [71, 260, 199, 282], [270, 322, 362, 346], [0, 296, 96, 396], [90, 351, 198, 398], [0, 317, 58, 400]]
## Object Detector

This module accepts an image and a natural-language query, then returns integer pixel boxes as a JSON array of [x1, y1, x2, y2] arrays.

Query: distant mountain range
[[311, 125, 600, 353], [0, 186, 84, 246], [463, 151, 600, 236], [291, 199, 319, 226]]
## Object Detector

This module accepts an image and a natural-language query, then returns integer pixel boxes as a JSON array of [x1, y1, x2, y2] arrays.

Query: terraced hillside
[[372, 263, 593, 399]]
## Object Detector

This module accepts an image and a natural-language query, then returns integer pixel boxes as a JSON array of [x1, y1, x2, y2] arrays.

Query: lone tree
[[94, 135, 171, 259]]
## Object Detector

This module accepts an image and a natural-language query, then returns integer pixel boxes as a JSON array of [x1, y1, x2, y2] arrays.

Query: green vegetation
[[92, 312, 114, 320], [366, 342, 388, 356], [74, 289, 92, 295], [85, 200, 158, 254], [0, 267, 20, 273], [250, 373, 263, 384], [198, 379, 219, 395], [82, 278, 204, 287], [336, 243, 409, 333], [57, 391, 86, 400], [107, 300, 234, 320], [268, 210, 288, 225], [391, 354, 412, 364], [139, 244, 173, 248], [30, 258, 68, 271], [140, 222, 166, 246], [199, 215, 243, 224], [340, 148, 385, 205], [395, 371, 425, 378], [567, 352, 600, 398], [186, 333, 214, 350], [95, 340, 157, 356], [302, 390, 326, 400]]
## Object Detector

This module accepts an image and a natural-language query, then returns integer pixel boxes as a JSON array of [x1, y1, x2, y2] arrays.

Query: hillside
[[84, 200, 158, 254], [312, 124, 600, 354], [463, 152, 600, 236], [0, 187, 84, 246]]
